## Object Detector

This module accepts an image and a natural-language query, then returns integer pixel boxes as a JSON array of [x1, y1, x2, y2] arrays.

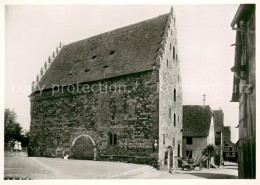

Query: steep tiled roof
[[183, 105, 213, 137], [37, 13, 170, 91]]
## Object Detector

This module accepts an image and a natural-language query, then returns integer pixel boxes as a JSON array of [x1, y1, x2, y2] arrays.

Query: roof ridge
[[153, 10, 173, 69], [66, 13, 170, 47]]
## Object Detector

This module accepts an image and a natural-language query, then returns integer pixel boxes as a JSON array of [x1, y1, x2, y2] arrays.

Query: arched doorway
[[70, 134, 96, 160], [165, 146, 174, 170]]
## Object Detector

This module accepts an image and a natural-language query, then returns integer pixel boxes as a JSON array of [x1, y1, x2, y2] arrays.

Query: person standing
[[14, 141, 18, 151]]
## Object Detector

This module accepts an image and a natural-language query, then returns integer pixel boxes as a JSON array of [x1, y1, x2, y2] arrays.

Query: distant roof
[[37, 13, 170, 91], [183, 105, 213, 137], [213, 109, 224, 133]]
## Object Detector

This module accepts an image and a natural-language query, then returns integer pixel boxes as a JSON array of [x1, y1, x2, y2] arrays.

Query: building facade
[[29, 8, 183, 171], [223, 140, 237, 162], [182, 105, 215, 160], [223, 126, 231, 143], [213, 109, 224, 165], [230, 4, 255, 179]]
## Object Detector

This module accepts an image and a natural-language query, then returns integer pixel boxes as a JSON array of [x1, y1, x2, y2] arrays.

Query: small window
[[177, 144, 180, 157], [103, 65, 108, 68], [84, 69, 90, 72], [173, 46, 175, 60], [172, 137, 175, 146], [108, 132, 117, 146], [186, 137, 193, 145], [169, 108, 171, 118], [109, 133, 113, 145], [170, 44, 171, 50], [171, 30, 172, 36], [174, 113, 176, 127], [109, 50, 115, 55], [163, 134, 166, 145], [114, 134, 117, 145], [178, 75, 180, 82], [174, 89, 176, 102], [167, 60, 168, 67], [91, 55, 96, 59]]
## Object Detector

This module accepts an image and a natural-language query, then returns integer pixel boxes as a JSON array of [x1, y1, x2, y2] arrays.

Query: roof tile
[[37, 13, 170, 90], [183, 105, 213, 137]]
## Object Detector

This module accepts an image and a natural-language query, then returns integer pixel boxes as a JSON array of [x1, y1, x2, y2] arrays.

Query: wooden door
[[72, 136, 94, 160]]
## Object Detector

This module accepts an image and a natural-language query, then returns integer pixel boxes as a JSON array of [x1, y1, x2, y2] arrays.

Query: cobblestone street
[[4, 152, 238, 179]]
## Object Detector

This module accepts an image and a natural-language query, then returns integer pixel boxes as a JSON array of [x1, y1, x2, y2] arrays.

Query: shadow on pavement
[[189, 173, 238, 179]]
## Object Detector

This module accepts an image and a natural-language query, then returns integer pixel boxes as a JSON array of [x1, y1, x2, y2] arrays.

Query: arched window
[[174, 88, 176, 102], [173, 46, 175, 60]]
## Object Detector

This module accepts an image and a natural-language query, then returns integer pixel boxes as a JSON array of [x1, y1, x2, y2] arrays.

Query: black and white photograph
[[1, 1, 258, 183]]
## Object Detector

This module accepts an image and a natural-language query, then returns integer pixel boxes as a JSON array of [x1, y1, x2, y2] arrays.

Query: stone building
[[230, 4, 255, 178], [29, 7, 183, 171], [182, 105, 214, 159], [213, 109, 224, 165]]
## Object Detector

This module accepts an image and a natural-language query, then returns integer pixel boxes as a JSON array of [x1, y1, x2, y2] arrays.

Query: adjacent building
[[230, 4, 255, 179], [29, 8, 183, 171], [182, 105, 215, 159], [223, 126, 237, 162], [223, 126, 231, 143], [213, 109, 224, 165], [223, 140, 237, 162]]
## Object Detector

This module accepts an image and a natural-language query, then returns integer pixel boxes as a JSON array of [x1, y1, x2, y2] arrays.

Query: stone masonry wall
[[29, 70, 159, 166], [158, 9, 183, 170]]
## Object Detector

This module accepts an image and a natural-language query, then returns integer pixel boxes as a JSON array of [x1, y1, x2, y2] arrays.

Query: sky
[[5, 4, 240, 143]]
